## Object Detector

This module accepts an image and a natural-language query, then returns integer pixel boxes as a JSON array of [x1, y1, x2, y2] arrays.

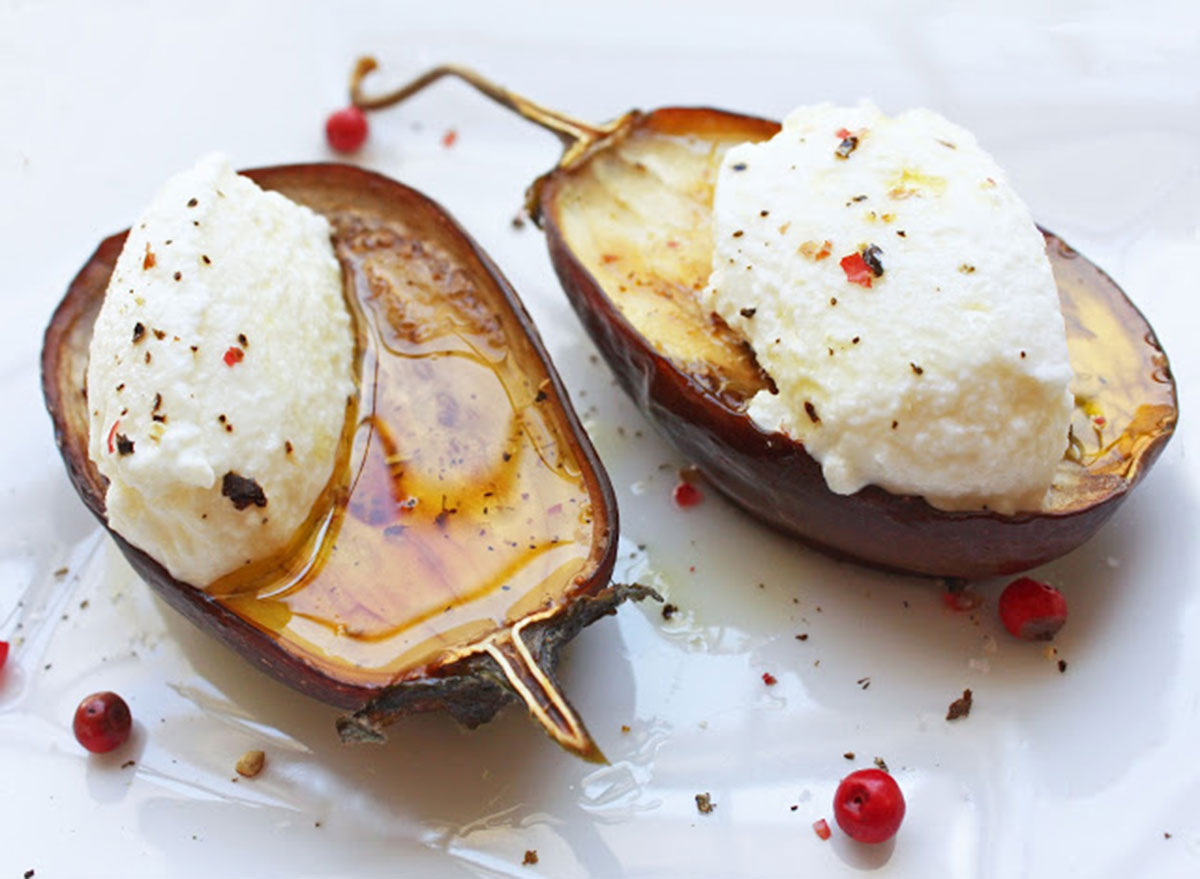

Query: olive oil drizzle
[[212, 215, 596, 687]]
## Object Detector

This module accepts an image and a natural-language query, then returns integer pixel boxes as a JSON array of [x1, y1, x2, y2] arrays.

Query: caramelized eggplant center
[[207, 201, 599, 686]]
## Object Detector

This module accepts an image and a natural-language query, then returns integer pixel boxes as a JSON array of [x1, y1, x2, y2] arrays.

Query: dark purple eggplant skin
[[537, 108, 1177, 579], [42, 163, 627, 733]]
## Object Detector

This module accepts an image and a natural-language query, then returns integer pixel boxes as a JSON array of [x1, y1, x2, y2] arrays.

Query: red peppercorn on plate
[[6, 5, 1199, 878]]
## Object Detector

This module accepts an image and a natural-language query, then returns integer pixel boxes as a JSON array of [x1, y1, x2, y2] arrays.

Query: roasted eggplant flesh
[[42, 164, 622, 755], [539, 108, 1176, 577]]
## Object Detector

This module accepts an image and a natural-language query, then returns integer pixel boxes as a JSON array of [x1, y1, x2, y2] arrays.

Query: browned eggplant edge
[[536, 108, 1177, 578], [41, 162, 636, 733]]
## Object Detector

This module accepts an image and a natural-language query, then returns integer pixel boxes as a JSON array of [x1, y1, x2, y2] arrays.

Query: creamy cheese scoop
[[86, 154, 354, 586], [705, 104, 1073, 515]]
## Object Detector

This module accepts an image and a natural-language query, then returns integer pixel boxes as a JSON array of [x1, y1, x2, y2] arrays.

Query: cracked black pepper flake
[[835, 135, 859, 159], [731, 162, 747, 172], [132, 322, 145, 343], [201, 254, 211, 265], [804, 401, 820, 424], [732, 230, 744, 238], [852, 194, 868, 202], [874, 756, 889, 773], [760, 209, 769, 217], [862, 244, 885, 277], [237, 333, 248, 347], [1058, 659, 1068, 673], [662, 603, 679, 620], [187, 197, 198, 208], [910, 363, 924, 375], [284, 440, 294, 455], [852, 336, 860, 344], [946, 688, 973, 720], [221, 472, 267, 510], [740, 307, 757, 318], [116, 434, 135, 455], [896, 230, 907, 237], [695, 792, 716, 814], [173, 271, 182, 281]]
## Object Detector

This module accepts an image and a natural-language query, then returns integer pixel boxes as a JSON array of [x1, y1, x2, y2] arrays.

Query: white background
[[2, 1, 1198, 876]]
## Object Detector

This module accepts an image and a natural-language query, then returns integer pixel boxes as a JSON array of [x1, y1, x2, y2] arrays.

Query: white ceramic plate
[[3, 2, 1197, 876]]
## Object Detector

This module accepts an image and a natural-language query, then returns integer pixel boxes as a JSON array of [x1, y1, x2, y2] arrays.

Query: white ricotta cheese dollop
[[705, 104, 1073, 514], [86, 154, 354, 586]]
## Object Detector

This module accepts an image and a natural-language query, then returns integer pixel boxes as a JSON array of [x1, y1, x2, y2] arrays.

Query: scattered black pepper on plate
[[946, 688, 973, 720]]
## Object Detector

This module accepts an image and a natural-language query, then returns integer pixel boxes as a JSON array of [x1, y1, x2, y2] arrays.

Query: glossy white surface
[[2, 2, 1197, 876]]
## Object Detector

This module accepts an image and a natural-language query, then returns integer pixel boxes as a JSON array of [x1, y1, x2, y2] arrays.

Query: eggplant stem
[[481, 620, 606, 763], [350, 59, 624, 169]]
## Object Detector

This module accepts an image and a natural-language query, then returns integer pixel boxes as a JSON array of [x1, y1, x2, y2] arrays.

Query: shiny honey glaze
[[208, 212, 598, 687]]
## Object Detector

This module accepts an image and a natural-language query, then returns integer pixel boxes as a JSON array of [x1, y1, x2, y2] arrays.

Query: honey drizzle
[[211, 218, 596, 687]]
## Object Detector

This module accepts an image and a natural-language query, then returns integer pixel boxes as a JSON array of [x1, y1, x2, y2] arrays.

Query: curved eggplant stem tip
[[349, 57, 623, 165], [482, 623, 606, 763]]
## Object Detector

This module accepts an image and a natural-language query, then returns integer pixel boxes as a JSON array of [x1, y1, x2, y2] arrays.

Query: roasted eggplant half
[[42, 163, 644, 760], [349, 61, 1177, 579]]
